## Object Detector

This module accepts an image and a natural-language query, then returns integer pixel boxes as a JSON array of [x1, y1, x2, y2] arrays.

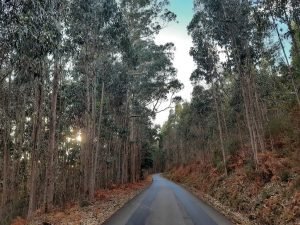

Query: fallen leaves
[[10, 217, 27, 225], [167, 150, 300, 225], [26, 178, 151, 225]]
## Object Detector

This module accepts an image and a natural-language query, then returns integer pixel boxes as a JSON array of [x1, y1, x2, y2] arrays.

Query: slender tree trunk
[[28, 73, 44, 218], [89, 82, 105, 201], [284, 11, 300, 58], [221, 0, 263, 169], [129, 115, 137, 183], [237, 115, 244, 148], [272, 15, 300, 107], [252, 75, 265, 151], [117, 137, 121, 184], [1, 75, 11, 217], [10, 94, 24, 200], [1, 128, 9, 216], [83, 74, 91, 198], [122, 91, 130, 184], [221, 104, 229, 140], [241, 76, 259, 169], [212, 82, 228, 176], [87, 74, 96, 200], [44, 60, 60, 212]]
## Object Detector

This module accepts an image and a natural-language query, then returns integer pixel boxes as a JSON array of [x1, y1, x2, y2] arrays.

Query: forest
[[0, 0, 181, 223], [163, 0, 300, 173], [162, 0, 300, 224], [0, 0, 300, 225]]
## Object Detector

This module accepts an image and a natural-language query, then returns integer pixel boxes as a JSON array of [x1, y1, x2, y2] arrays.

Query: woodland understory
[[1, 0, 300, 225], [166, 128, 300, 225], [12, 177, 151, 225]]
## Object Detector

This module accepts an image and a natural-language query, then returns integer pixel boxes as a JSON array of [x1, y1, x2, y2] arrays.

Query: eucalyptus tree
[[161, 0, 298, 175], [292, 26, 300, 77], [188, 0, 275, 168], [125, 39, 181, 181], [188, 16, 228, 175], [259, 0, 300, 106], [263, 0, 300, 54], [118, 0, 178, 183], [43, 0, 69, 213], [68, 0, 126, 201], [0, 2, 12, 217], [0, 0, 63, 218]]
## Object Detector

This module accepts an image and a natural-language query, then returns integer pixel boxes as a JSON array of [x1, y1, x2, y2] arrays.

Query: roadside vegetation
[[14, 177, 151, 225], [162, 1, 300, 224]]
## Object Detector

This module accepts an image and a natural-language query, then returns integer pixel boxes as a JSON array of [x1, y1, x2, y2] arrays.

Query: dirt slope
[[167, 151, 300, 225]]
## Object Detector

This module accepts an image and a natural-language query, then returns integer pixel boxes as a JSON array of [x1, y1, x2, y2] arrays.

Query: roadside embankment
[[166, 151, 300, 225], [11, 177, 152, 225]]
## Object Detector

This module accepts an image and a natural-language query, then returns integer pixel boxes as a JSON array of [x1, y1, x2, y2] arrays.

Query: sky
[[154, 0, 196, 126]]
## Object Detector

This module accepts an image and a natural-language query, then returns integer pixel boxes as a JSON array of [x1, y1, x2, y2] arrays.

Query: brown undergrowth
[[10, 177, 152, 225], [167, 151, 300, 225]]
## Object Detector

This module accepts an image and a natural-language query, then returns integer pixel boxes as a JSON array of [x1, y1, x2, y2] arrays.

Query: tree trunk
[[284, 10, 300, 59], [272, 15, 300, 107], [44, 60, 60, 212], [28, 74, 44, 218], [1, 128, 9, 217], [89, 82, 105, 201], [241, 76, 259, 169], [1, 75, 11, 217], [237, 115, 244, 148], [83, 74, 91, 198], [212, 82, 228, 176]]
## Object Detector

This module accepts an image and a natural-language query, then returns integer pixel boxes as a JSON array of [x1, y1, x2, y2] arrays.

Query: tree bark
[[89, 81, 105, 201], [1, 75, 11, 217], [212, 82, 228, 176], [272, 15, 300, 107], [28, 73, 44, 218], [44, 60, 60, 212]]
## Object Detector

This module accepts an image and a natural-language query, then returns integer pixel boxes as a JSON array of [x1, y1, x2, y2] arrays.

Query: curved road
[[103, 174, 233, 225]]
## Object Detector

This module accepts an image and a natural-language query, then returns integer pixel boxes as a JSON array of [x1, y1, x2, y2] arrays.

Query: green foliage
[[245, 160, 257, 180], [280, 169, 291, 182], [79, 200, 92, 208], [226, 138, 241, 156], [261, 189, 272, 200], [267, 116, 292, 137], [292, 23, 300, 79]]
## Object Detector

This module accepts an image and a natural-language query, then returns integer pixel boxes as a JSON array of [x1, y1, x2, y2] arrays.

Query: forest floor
[[11, 177, 152, 225], [166, 149, 300, 225]]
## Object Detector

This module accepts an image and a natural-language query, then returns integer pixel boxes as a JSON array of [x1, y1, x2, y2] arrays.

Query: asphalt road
[[103, 174, 233, 225]]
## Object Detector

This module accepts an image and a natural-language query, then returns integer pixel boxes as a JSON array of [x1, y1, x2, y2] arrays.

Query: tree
[[0, 0, 181, 223], [161, 0, 298, 178]]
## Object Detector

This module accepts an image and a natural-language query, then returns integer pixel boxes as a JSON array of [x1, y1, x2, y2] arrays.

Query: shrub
[[79, 200, 91, 208], [226, 137, 241, 156], [267, 116, 292, 138], [280, 170, 291, 182], [245, 160, 256, 180], [293, 176, 300, 191]]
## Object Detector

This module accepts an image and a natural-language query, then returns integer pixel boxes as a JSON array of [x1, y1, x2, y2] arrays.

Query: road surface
[[103, 174, 233, 225]]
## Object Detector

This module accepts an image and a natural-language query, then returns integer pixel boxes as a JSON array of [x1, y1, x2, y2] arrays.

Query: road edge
[[101, 176, 153, 225], [162, 173, 255, 225]]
